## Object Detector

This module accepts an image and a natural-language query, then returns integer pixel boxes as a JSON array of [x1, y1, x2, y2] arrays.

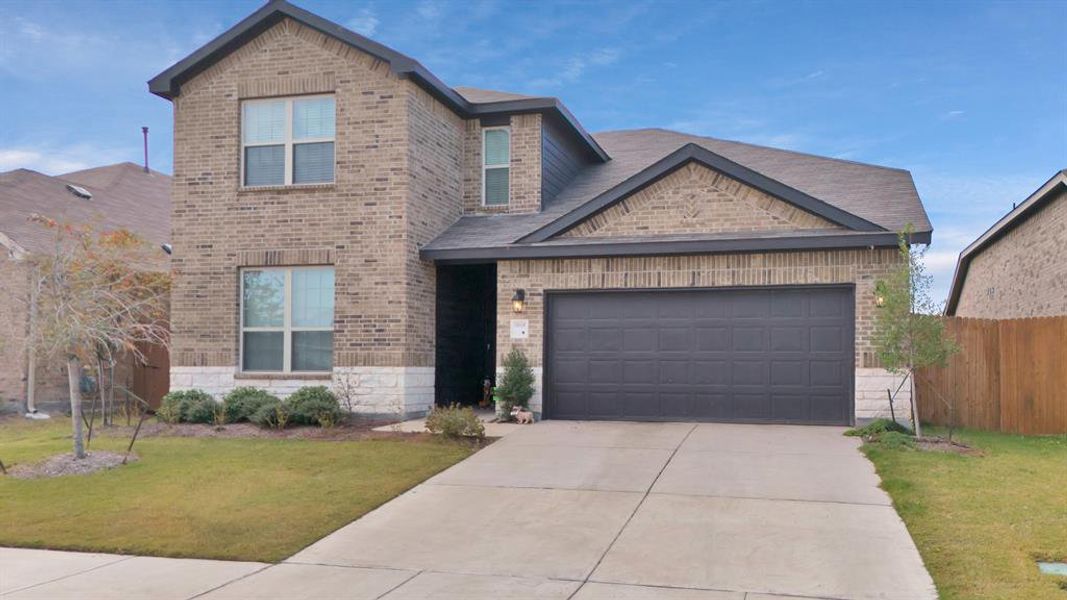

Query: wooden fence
[[916, 316, 1067, 434]]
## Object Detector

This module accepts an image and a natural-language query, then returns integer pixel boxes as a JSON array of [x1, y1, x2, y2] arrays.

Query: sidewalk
[[0, 547, 266, 599]]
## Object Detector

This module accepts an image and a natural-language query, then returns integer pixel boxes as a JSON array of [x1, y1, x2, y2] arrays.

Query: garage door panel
[[696, 326, 729, 350], [810, 360, 844, 386], [588, 360, 621, 383], [771, 292, 805, 317], [731, 360, 767, 385], [771, 326, 807, 351], [771, 360, 807, 386], [730, 291, 771, 318], [553, 327, 587, 352], [692, 360, 730, 385], [732, 327, 765, 351], [771, 393, 811, 421], [546, 288, 853, 424], [659, 360, 690, 384], [622, 328, 657, 351], [658, 328, 691, 351], [810, 327, 845, 352], [587, 328, 622, 351]]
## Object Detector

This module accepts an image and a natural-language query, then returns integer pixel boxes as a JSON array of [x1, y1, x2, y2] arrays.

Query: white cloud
[[0, 145, 128, 176], [529, 47, 622, 88], [941, 109, 965, 120], [416, 0, 444, 21], [346, 7, 379, 36]]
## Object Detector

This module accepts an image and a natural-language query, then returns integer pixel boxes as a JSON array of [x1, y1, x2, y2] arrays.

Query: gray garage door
[[544, 287, 854, 424]]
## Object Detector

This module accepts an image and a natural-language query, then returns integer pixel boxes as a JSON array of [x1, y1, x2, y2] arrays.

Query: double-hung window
[[241, 267, 334, 372], [242, 95, 335, 187], [482, 127, 510, 206]]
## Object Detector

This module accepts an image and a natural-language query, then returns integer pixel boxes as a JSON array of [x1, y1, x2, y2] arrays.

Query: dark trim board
[[541, 285, 857, 425], [421, 231, 929, 263]]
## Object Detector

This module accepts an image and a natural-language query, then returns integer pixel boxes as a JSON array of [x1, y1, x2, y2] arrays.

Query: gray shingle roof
[[454, 87, 542, 104], [0, 163, 171, 257], [424, 128, 931, 253]]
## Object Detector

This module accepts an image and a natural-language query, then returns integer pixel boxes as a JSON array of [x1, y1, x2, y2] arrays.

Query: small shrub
[[425, 404, 485, 439], [158, 389, 215, 424], [249, 399, 288, 429], [496, 348, 535, 417], [222, 387, 280, 423], [845, 418, 913, 438], [286, 386, 343, 427], [876, 431, 917, 449], [184, 395, 219, 424]]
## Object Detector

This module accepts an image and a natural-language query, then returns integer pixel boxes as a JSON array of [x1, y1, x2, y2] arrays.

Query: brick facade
[[561, 163, 841, 238], [955, 187, 1066, 318], [461, 113, 542, 214], [495, 249, 908, 421], [168, 19, 474, 415]]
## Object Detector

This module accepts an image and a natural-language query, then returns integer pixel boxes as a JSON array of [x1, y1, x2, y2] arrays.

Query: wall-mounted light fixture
[[511, 289, 526, 313], [874, 282, 887, 308]]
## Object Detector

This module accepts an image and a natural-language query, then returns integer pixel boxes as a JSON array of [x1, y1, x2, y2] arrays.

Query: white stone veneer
[[172, 365, 906, 424], [855, 367, 913, 424], [169, 366, 434, 418]]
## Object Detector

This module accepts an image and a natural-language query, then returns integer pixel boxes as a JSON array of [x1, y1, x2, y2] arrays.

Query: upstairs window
[[241, 267, 334, 372], [242, 95, 335, 187], [482, 127, 510, 206]]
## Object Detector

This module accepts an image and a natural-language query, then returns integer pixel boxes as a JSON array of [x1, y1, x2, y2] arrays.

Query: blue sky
[[1, 0, 1064, 302]]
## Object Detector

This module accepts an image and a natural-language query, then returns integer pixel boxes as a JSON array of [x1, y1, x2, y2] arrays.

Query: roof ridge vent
[[65, 184, 92, 200]]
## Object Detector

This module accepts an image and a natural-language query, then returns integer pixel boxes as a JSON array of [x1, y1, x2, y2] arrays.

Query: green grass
[[863, 427, 1067, 599], [0, 419, 475, 562]]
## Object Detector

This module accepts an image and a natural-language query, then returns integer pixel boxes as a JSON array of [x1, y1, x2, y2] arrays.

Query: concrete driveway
[[1, 422, 936, 599], [282, 421, 936, 599]]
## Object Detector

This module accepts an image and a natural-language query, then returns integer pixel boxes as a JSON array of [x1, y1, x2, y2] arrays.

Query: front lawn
[[863, 428, 1067, 599], [0, 418, 475, 562]]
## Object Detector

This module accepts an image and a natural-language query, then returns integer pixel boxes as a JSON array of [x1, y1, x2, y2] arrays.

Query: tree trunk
[[26, 275, 39, 413], [909, 369, 921, 438], [66, 356, 86, 459]]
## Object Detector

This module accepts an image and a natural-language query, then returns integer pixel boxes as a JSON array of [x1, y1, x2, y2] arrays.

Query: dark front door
[[544, 287, 854, 425]]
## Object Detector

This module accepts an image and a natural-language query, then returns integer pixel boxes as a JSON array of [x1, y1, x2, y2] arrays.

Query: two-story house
[[151, 0, 932, 426]]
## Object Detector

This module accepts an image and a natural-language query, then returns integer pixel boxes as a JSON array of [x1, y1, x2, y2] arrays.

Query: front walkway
[[1, 422, 936, 599]]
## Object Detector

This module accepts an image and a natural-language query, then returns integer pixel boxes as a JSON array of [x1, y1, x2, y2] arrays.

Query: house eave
[[421, 231, 929, 264]]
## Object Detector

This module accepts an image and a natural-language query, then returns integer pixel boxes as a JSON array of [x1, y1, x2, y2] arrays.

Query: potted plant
[[495, 348, 535, 421]]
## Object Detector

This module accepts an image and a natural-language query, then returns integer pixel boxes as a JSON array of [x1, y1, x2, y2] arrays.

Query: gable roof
[[0, 163, 171, 258], [422, 128, 931, 261], [147, 0, 608, 162], [945, 169, 1067, 315]]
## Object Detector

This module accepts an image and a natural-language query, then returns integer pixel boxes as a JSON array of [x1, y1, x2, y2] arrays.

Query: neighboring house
[[0, 163, 171, 411], [946, 170, 1067, 318], [150, 0, 932, 425]]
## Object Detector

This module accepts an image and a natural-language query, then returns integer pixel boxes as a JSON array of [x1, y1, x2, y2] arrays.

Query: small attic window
[[65, 184, 92, 200]]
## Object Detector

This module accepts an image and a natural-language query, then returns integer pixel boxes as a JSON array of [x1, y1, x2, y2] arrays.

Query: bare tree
[[23, 216, 170, 458]]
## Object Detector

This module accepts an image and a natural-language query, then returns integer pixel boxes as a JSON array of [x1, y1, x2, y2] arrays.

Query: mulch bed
[[8, 451, 138, 479], [123, 419, 425, 442], [915, 436, 982, 456]]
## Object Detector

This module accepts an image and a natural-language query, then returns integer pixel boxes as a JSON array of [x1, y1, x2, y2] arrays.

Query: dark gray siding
[[542, 116, 594, 204]]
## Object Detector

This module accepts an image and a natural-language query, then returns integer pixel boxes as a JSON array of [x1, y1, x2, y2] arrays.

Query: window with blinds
[[242, 95, 335, 187], [241, 267, 335, 372], [482, 127, 510, 206]]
